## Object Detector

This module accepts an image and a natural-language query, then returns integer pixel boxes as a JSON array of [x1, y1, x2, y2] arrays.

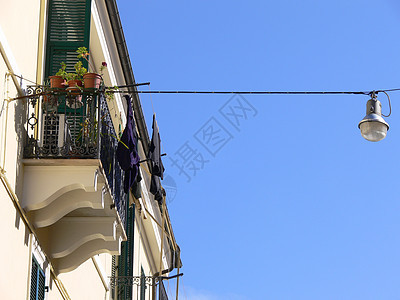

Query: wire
[[6, 83, 400, 103], [382, 91, 392, 117], [112, 84, 400, 96], [8, 72, 40, 85], [114, 89, 371, 95], [377, 88, 400, 93]]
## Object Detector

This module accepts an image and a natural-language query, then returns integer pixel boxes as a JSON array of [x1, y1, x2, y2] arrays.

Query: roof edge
[[104, 0, 150, 155]]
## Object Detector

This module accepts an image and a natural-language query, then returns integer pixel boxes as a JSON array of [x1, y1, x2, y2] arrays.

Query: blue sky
[[118, 1, 400, 299]]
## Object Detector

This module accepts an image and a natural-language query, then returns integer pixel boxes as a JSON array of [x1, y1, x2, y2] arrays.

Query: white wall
[[0, 0, 113, 299]]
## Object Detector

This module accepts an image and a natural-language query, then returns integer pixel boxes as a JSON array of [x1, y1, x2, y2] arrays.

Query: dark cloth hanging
[[132, 170, 142, 200], [148, 114, 165, 203], [116, 95, 140, 193], [150, 174, 166, 202], [148, 114, 165, 179]]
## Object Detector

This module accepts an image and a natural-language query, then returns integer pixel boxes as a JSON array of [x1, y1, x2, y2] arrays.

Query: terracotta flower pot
[[67, 79, 83, 88], [83, 73, 102, 89], [49, 76, 65, 89]]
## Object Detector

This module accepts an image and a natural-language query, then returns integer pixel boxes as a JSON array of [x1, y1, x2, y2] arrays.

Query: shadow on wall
[[13, 91, 28, 246]]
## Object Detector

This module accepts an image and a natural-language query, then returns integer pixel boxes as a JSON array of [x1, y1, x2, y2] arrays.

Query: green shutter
[[37, 271, 45, 300], [118, 201, 134, 276], [30, 260, 38, 300], [126, 205, 135, 276], [45, 0, 92, 78], [117, 200, 135, 299], [30, 257, 46, 300]]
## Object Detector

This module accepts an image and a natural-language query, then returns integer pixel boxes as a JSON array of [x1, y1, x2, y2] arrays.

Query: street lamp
[[358, 92, 390, 142]]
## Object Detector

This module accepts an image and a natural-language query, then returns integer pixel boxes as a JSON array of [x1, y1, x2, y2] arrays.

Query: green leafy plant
[[76, 46, 89, 59], [55, 62, 67, 79], [77, 47, 107, 75], [65, 72, 77, 82], [74, 61, 87, 80], [64, 61, 87, 83], [105, 86, 119, 101], [77, 47, 95, 71]]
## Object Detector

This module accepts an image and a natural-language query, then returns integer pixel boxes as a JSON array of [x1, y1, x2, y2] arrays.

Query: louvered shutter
[[30, 257, 46, 300], [44, 0, 92, 133], [37, 270, 45, 300], [45, 0, 92, 78], [111, 255, 116, 299], [117, 201, 134, 299], [126, 206, 134, 276], [30, 260, 38, 300]]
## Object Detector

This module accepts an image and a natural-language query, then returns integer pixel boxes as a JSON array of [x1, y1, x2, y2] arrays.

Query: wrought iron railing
[[109, 276, 168, 300], [23, 86, 127, 228], [109, 275, 158, 288]]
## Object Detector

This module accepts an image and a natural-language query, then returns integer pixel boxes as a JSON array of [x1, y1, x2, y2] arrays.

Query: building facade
[[0, 0, 180, 299]]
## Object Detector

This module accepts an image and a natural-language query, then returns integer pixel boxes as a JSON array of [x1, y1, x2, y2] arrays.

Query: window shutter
[[111, 255, 116, 299], [118, 199, 134, 277], [126, 205, 134, 276], [37, 271, 46, 300], [117, 200, 134, 299], [45, 0, 92, 78], [30, 257, 46, 300], [30, 261, 38, 300]]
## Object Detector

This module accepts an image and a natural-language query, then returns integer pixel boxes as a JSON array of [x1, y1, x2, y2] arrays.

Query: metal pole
[[159, 196, 166, 276], [158, 277, 162, 300], [175, 250, 180, 300]]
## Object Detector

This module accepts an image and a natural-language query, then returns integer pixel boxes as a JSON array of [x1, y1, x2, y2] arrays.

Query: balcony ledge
[[22, 159, 126, 274]]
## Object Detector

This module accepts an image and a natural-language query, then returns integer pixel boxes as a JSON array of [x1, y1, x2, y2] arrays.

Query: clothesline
[[115, 86, 400, 96]]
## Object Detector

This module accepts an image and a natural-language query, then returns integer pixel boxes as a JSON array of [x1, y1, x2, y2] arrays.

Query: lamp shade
[[358, 98, 389, 142]]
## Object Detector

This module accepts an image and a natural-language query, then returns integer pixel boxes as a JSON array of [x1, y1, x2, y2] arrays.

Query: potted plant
[[66, 61, 86, 88], [49, 62, 67, 88], [65, 61, 87, 109], [77, 47, 106, 89]]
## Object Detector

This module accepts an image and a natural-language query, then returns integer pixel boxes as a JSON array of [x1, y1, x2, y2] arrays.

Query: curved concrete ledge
[[30, 189, 105, 228], [53, 238, 121, 274], [25, 184, 88, 211], [22, 165, 100, 210], [49, 217, 117, 258]]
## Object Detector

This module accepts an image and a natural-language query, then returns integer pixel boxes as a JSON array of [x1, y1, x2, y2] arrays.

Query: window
[[30, 257, 45, 300], [45, 0, 91, 78]]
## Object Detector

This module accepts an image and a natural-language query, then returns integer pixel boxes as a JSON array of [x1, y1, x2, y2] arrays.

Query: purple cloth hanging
[[116, 95, 140, 193]]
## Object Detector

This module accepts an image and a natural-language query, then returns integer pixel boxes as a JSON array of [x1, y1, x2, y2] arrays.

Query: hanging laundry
[[148, 114, 165, 203], [150, 173, 166, 203], [116, 95, 140, 193], [132, 170, 142, 200], [148, 114, 165, 179]]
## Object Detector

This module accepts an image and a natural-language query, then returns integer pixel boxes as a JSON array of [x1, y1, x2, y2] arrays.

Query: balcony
[[21, 86, 127, 274]]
